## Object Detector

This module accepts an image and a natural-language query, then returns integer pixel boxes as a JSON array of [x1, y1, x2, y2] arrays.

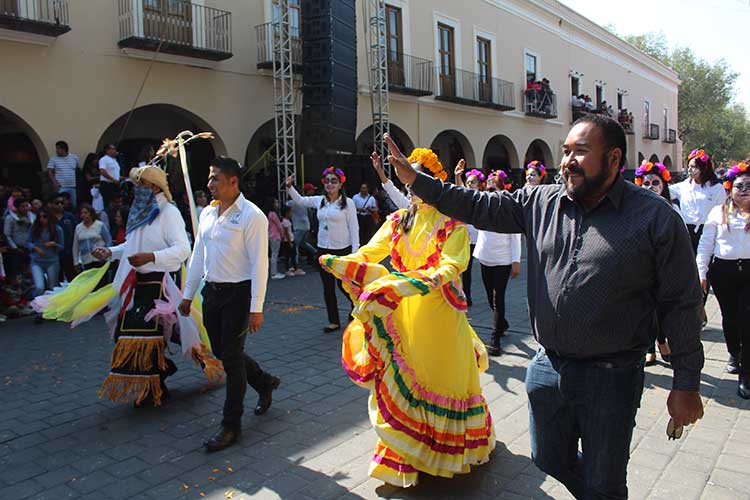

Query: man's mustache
[[563, 165, 584, 176]]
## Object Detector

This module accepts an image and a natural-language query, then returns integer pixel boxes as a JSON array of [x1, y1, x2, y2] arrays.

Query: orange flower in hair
[[407, 148, 447, 181]]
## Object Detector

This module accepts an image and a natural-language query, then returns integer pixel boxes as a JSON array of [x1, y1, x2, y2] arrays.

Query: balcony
[[117, 0, 232, 61], [663, 128, 677, 143], [387, 52, 433, 96], [643, 123, 659, 140], [523, 89, 557, 119], [255, 21, 302, 71], [0, 0, 70, 37], [435, 68, 514, 111]]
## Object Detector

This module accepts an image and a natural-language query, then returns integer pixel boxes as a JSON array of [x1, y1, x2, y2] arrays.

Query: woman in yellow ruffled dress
[[318, 148, 495, 487]]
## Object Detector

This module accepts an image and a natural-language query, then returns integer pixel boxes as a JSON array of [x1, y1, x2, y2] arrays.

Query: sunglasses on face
[[323, 178, 340, 185], [642, 180, 662, 188], [733, 183, 750, 192]]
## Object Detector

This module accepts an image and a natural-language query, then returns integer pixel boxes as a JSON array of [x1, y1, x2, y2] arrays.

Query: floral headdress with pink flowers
[[464, 169, 486, 182], [688, 148, 710, 164], [321, 166, 346, 185], [634, 161, 671, 186], [526, 160, 547, 178], [723, 162, 750, 190], [488, 170, 512, 191]]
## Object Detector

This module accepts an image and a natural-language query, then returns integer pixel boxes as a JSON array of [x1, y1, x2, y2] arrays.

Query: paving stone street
[[1, 260, 749, 500]]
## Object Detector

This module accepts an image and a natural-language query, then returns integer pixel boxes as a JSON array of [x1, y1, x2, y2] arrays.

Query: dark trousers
[[462, 244, 475, 302], [59, 253, 77, 283], [317, 246, 353, 325], [99, 181, 118, 208], [480, 263, 511, 335], [526, 348, 644, 500], [3, 251, 28, 282], [709, 258, 750, 371], [357, 215, 376, 246], [687, 224, 710, 306], [202, 281, 273, 429]]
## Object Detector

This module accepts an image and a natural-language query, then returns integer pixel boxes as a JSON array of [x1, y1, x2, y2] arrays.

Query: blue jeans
[[293, 229, 316, 263], [60, 187, 77, 210], [525, 348, 645, 500], [31, 260, 61, 298]]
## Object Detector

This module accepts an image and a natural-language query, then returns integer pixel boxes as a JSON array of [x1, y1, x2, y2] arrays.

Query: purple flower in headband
[[689, 149, 710, 163], [526, 161, 547, 177], [464, 169, 486, 182]]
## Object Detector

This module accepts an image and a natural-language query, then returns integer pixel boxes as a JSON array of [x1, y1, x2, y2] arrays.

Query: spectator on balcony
[[584, 95, 595, 112], [571, 93, 585, 109]]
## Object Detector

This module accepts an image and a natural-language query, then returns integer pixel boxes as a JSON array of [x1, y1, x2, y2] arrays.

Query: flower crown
[[488, 170, 512, 190], [321, 166, 346, 185], [464, 168, 486, 182], [723, 162, 750, 190], [688, 149, 710, 163], [407, 148, 447, 181], [634, 161, 671, 185], [526, 160, 547, 177]]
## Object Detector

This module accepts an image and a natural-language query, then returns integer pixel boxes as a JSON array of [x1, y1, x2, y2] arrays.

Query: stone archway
[[244, 117, 302, 202], [0, 105, 46, 194], [523, 139, 554, 169], [648, 154, 660, 164], [430, 130, 476, 181], [483, 134, 519, 182], [355, 123, 414, 157], [638, 152, 645, 165], [98, 103, 226, 194], [662, 155, 673, 170]]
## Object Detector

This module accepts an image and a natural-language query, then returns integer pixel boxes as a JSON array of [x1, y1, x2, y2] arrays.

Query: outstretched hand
[[371, 151, 388, 184], [384, 133, 417, 186], [454, 159, 466, 177], [285, 175, 295, 188]]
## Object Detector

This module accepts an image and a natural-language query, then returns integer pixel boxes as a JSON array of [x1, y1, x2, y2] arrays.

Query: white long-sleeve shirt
[[382, 179, 410, 210], [696, 204, 750, 279], [466, 224, 479, 245], [108, 193, 190, 273], [473, 230, 522, 266], [184, 194, 269, 313], [671, 179, 726, 226], [286, 187, 359, 251]]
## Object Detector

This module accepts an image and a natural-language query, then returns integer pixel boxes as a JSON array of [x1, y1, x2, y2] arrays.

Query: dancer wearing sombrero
[[315, 147, 495, 487]]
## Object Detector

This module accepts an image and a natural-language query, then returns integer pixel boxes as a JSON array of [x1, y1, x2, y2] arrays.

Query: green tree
[[620, 32, 750, 164]]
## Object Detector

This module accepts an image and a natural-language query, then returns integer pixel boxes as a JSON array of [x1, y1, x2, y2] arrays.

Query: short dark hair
[[47, 192, 64, 204], [572, 114, 627, 168], [210, 155, 243, 180], [104, 144, 117, 152], [55, 141, 69, 152], [13, 197, 28, 209], [79, 203, 98, 221]]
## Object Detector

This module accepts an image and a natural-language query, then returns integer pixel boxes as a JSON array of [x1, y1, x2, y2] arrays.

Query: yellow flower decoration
[[407, 148, 447, 181]]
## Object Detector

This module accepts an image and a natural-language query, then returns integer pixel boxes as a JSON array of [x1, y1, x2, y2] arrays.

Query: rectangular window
[[525, 53, 537, 83], [273, 0, 301, 34], [617, 92, 624, 111], [571, 76, 580, 97], [477, 36, 492, 101], [663, 106, 668, 132], [386, 5, 404, 86], [644, 100, 651, 126], [595, 84, 603, 108], [438, 23, 455, 96]]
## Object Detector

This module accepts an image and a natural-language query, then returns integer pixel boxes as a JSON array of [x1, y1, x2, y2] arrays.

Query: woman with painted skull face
[[286, 167, 359, 333]]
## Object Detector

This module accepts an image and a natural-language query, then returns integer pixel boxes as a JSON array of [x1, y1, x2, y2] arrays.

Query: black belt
[[546, 348, 643, 369], [714, 257, 746, 271], [204, 280, 250, 291]]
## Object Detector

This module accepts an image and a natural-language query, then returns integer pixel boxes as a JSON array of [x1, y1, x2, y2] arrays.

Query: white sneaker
[[271, 273, 286, 280], [285, 270, 296, 278], [294, 269, 306, 276]]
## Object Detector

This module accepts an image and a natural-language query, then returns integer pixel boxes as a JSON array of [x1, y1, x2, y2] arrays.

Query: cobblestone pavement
[[1, 260, 749, 500]]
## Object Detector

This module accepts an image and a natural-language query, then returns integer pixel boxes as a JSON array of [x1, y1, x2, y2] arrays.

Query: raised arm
[[285, 175, 320, 208]]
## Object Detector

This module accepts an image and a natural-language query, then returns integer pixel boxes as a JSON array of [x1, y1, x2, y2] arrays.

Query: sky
[[558, 0, 750, 110]]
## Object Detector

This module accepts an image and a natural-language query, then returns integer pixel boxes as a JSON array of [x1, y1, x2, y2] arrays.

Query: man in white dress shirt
[[352, 182, 379, 244], [99, 144, 121, 208], [91, 165, 191, 407], [179, 156, 280, 452]]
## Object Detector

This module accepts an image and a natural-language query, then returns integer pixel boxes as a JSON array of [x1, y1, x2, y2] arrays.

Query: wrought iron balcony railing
[[435, 68, 514, 111], [0, 0, 70, 36], [387, 52, 433, 96], [255, 21, 302, 70], [643, 123, 660, 140], [117, 0, 232, 61], [523, 88, 557, 119]]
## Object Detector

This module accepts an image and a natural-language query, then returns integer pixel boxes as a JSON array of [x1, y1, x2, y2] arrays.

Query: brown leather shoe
[[204, 426, 241, 452]]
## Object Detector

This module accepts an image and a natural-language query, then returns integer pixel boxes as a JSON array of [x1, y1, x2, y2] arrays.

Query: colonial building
[[0, 0, 680, 196]]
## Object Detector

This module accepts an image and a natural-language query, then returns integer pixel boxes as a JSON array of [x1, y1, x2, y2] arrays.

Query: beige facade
[[0, 0, 681, 195]]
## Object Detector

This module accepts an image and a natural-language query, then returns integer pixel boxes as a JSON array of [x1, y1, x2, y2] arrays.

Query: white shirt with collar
[[696, 204, 750, 279], [473, 230, 522, 267], [184, 193, 269, 313], [352, 192, 378, 215], [382, 179, 410, 210], [99, 155, 121, 182], [287, 187, 359, 251], [671, 179, 726, 226], [108, 193, 190, 274]]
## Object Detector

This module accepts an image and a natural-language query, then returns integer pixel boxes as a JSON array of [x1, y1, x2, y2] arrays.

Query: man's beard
[[562, 153, 611, 200]]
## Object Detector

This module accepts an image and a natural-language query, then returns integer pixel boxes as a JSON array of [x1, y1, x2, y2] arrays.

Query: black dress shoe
[[738, 373, 750, 400], [205, 426, 241, 452], [727, 355, 740, 374], [254, 376, 281, 416], [323, 324, 340, 333]]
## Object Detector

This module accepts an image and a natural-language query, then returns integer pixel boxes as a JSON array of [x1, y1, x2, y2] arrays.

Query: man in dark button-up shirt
[[383, 115, 704, 499]]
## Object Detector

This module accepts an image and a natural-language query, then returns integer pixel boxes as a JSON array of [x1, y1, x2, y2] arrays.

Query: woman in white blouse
[[286, 167, 359, 333], [696, 162, 750, 399], [474, 170, 522, 356], [671, 148, 726, 251]]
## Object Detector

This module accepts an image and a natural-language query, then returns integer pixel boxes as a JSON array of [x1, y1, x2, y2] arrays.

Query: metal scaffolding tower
[[365, 0, 390, 173], [272, 0, 296, 200]]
